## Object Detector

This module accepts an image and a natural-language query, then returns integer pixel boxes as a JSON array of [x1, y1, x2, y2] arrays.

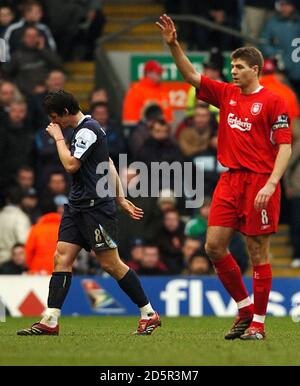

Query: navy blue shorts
[[58, 203, 118, 252]]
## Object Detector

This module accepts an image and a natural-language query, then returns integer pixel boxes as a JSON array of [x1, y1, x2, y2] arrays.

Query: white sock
[[41, 308, 61, 327], [237, 297, 252, 310], [140, 303, 155, 319], [253, 314, 265, 324]]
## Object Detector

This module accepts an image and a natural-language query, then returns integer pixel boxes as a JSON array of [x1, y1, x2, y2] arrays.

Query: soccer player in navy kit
[[17, 91, 161, 336]]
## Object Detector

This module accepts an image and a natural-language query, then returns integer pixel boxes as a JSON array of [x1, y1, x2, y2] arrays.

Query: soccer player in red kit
[[157, 15, 292, 340]]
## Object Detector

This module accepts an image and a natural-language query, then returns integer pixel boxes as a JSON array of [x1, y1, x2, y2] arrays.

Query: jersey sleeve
[[71, 127, 98, 162], [196, 75, 233, 108], [269, 96, 292, 145]]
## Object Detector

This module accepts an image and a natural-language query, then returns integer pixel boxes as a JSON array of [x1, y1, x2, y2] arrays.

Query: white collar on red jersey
[[251, 85, 264, 94]]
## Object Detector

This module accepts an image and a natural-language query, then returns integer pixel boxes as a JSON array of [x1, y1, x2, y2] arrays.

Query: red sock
[[213, 253, 253, 318], [251, 264, 272, 329]]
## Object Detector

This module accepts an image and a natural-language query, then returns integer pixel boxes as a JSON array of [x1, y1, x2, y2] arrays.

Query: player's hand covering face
[[46, 122, 63, 140], [119, 199, 144, 221], [156, 14, 177, 45]]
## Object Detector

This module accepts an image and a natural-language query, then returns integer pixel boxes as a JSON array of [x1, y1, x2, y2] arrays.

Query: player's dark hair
[[43, 90, 80, 116], [231, 47, 264, 76]]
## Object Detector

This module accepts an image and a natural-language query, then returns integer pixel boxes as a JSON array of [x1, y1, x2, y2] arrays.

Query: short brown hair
[[231, 47, 264, 76]]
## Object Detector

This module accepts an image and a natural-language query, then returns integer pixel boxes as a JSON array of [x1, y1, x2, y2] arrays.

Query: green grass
[[0, 316, 300, 366]]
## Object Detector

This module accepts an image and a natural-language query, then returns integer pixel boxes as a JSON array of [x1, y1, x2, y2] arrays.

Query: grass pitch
[[1, 316, 299, 366]]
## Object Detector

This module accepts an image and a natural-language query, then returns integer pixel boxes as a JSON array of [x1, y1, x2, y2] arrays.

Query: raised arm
[[156, 14, 200, 88]]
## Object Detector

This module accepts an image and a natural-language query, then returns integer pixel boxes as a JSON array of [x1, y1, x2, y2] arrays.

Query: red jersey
[[196, 76, 292, 173]]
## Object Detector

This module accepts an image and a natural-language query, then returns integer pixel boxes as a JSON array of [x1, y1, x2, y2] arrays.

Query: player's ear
[[252, 65, 259, 76]]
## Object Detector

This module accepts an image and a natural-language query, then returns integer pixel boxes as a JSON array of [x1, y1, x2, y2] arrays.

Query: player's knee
[[53, 248, 70, 270], [248, 244, 268, 265], [100, 260, 114, 275], [100, 258, 127, 279], [205, 241, 225, 260]]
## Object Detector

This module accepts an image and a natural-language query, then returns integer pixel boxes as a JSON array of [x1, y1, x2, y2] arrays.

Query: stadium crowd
[[0, 0, 300, 276]]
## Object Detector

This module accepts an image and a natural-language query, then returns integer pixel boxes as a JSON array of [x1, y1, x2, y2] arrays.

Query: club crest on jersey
[[251, 103, 262, 115]]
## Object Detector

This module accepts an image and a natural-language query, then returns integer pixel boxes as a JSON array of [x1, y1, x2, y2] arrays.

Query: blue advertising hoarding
[[63, 276, 300, 317]]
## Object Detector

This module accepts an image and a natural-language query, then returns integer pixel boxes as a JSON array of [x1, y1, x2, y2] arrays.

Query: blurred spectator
[[0, 5, 15, 38], [177, 105, 220, 195], [43, 0, 105, 60], [128, 103, 164, 160], [189, 1, 241, 51], [0, 101, 34, 186], [27, 69, 66, 132], [185, 198, 211, 240], [122, 60, 172, 126], [0, 187, 31, 265], [260, 58, 300, 123], [260, 0, 300, 97], [20, 187, 41, 224], [0, 243, 27, 274], [177, 105, 217, 157], [91, 101, 126, 167], [15, 166, 35, 190], [53, 194, 68, 216], [186, 56, 224, 119], [3, 26, 62, 95], [135, 244, 168, 276], [127, 238, 145, 270], [40, 171, 68, 210], [117, 167, 161, 257], [157, 189, 177, 214], [46, 171, 68, 195], [156, 209, 186, 274], [181, 237, 202, 268], [0, 80, 23, 120], [243, 0, 275, 40], [136, 118, 184, 171], [136, 118, 184, 193], [4, 0, 56, 59], [25, 200, 61, 275], [183, 254, 211, 275], [89, 88, 109, 105], [284, 118, 300, 268], [35, 124, 72, 190]]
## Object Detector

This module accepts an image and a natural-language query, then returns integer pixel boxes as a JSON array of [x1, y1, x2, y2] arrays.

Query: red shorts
[[208, 170, 281, 236]]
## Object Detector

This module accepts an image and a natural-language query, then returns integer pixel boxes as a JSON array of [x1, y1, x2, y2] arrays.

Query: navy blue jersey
[[69, 115, 115, 211]]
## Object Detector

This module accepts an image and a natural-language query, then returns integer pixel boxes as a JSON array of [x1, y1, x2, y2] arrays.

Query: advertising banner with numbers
[[130, 54, 231, 111]]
